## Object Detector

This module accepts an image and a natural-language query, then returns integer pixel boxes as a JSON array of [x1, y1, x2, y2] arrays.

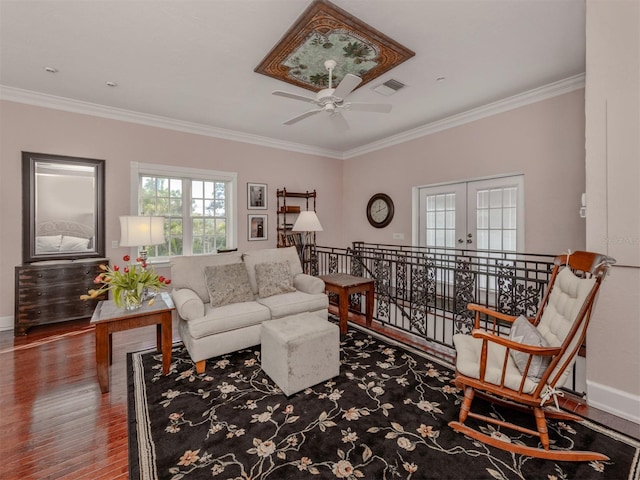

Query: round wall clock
[[366, 193, 394, 228]]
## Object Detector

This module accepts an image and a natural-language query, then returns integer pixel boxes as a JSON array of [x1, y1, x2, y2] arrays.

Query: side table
[[90, 292, 175, 393], [318, 273, 374, 335]]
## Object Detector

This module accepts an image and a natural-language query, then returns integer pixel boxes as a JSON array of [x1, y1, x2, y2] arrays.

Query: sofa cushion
[[183, 301, 271, 340], [255, 261, 296, 298], [171, 288, 205, 321], [293, 274, 325, 294], [204, 263, 254, 307], [242, 246, 303, 294], [170, 252, 243, 302], [257, 290, 329, 319], [508, 315, 551, 379]]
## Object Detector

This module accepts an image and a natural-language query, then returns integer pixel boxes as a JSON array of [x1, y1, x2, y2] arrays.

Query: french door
[[418, 175, 524, 252]]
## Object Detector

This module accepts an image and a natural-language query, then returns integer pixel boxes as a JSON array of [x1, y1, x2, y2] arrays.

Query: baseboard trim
[[0, 315, 14, 332], [587, 380, 640, 425]]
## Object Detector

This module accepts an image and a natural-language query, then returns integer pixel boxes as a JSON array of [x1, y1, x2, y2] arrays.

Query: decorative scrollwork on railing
[[349, 293, 362, 311], [454, 258, 476, 334], [308, 250, 319, 276], [496, 263, 545, 317], [396, 255, 407, 300], [409, 260, 433, 336], [373, 253, 390, 320], [329, 253, 338, 274], [350, 248, 364, 277]]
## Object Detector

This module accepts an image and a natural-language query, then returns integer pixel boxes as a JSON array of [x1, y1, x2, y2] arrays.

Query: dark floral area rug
[[128, 323, 639, 480]]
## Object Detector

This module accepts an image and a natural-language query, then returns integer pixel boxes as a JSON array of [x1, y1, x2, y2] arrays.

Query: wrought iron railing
[[314, 242, 552, 337], [311, 242, 589, 395]]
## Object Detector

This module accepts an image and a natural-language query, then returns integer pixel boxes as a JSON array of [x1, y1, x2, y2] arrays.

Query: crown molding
[[1, 73, 584, 161], [342, 73, 586, 159], [0, 86, 343, 159]]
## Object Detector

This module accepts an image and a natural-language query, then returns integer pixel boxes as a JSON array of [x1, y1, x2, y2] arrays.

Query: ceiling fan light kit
[[273, 59, 393, 129]]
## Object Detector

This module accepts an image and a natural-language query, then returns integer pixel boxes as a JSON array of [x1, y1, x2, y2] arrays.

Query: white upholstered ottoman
[[261, 313, 340, 396]]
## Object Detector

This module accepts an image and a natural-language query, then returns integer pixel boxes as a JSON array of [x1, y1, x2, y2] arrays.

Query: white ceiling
[[0, 0, 586, 158]]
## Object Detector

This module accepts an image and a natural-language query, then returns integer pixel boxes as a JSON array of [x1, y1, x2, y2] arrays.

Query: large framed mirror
[[22, 152, 105, 263]]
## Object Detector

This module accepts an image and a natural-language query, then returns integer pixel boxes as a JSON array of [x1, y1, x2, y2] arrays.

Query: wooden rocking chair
[[449, 251, 615, 461]]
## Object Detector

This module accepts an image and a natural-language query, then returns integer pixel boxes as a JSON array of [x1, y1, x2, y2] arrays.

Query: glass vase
[[122, 289, 143, 311]]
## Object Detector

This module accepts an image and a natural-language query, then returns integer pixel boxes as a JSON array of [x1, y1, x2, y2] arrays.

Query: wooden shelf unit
[[276, 188, 317, 248]]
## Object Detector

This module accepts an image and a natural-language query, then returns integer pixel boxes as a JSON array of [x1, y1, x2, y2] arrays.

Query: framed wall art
[[248, 183, 267, 209], [248, 214, 268, 241]]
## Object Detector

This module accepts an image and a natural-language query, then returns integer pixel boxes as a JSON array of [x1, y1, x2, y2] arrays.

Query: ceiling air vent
[[373, 79, 406, 96]]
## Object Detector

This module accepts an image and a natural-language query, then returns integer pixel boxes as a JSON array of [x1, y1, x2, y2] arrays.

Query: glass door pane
[[467, 175, 524, 252], [418, 183, 466, 248]]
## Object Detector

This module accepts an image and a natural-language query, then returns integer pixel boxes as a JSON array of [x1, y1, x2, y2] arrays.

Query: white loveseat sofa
[[170, 246, 328, 373]]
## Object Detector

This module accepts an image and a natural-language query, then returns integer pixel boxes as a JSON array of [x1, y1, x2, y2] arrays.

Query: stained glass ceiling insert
[[255, 0, 415, 92]]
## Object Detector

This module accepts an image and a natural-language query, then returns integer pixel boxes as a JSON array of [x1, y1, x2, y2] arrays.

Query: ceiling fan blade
[[283, 109, 323, 125], [330, 111, 350, 131], [333, 74, 362, 100], [345, 102, 393, 113], [272, 90, 317, 103]]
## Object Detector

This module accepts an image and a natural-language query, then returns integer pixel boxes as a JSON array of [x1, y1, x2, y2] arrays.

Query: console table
[[90, 292, 175, 393], [15, 259, 107, 336], [318, 273, 374, 335]]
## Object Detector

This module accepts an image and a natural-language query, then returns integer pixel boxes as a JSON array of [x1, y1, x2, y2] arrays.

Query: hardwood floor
[[1, 318, 181, 480], [2, 312, 638, 480]]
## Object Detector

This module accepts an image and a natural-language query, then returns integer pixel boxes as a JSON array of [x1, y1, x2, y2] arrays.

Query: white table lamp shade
[[120, 216, 165, 247], [292, 211, 323, 232]]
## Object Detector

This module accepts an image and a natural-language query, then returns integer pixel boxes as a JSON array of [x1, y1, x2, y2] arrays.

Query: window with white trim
[[131, 163, 237, 260]]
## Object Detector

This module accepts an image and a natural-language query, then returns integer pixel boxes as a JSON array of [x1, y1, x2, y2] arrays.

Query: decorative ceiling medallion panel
[[255, 0, 415, 92]]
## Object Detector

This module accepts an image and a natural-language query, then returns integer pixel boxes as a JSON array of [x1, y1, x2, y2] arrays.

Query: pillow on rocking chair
[[508, 315, 551, 380]]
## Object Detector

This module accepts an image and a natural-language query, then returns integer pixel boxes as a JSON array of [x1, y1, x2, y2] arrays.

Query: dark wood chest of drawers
[[15, 258, 108, 336]]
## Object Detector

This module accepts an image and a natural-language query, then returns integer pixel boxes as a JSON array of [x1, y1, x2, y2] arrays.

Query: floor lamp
[[292, 211, 323, 273]]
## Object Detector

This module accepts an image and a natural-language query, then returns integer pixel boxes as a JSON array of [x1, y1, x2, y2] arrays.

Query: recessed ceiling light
[[44, 66, 58, 73], [105, 81, 118, 87]]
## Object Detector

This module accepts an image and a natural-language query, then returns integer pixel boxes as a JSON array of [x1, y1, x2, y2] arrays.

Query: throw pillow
[[508, 315, 551, 379], [255, 261, 296, 298], [204, 263, 254, 307]]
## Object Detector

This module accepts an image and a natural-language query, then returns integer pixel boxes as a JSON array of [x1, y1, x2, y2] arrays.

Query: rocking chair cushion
[[537, 267, 596, 387], [508, 315, 551, 379], [453, 333, 539, 394]]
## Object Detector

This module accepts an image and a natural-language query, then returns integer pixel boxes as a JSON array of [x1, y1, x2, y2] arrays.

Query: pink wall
[[342, 90, 587, 255], [0, 101, 343, 318], [0, 90, 586, 321], [584, 0, 640, 418]]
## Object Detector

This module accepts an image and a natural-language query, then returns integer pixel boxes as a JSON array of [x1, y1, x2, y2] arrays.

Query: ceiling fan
[[272, 59, 392, 130]]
